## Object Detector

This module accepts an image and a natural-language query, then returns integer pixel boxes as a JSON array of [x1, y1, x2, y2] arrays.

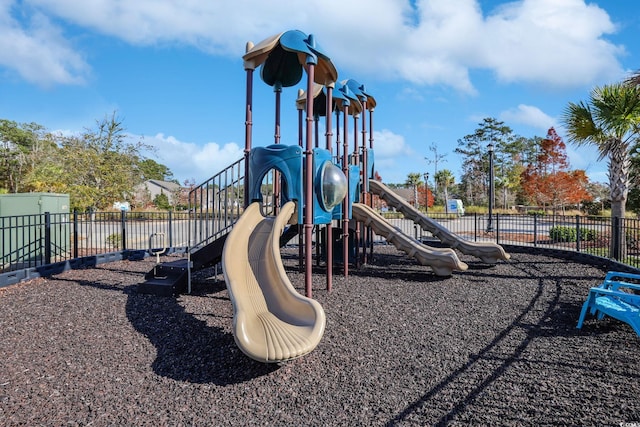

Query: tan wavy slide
[[369, 180, 510, 264], [222, 201, 326, 363], [352, 202, 468, 276]]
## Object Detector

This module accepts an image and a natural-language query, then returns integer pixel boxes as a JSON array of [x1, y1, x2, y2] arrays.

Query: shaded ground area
[[1, 245, 639, 426]]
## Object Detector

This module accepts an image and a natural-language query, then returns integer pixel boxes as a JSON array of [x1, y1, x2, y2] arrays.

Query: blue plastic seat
[[577, 271, 640, 336]]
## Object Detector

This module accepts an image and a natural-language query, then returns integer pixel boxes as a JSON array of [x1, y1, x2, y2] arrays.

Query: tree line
[[399, 73, 640, 216], [455, 118, 596, 214], [396, 118, 605, 214], [0, 113, 178, 211]]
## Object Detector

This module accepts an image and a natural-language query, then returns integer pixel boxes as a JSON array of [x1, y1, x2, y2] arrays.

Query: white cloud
[[142, 133, 244, 184], [324, 0, 623, 92], [373, 129, 414, 159], [398, 86, 427, 102], [499, 104, 556, 131], [0, 2, 89, 86], [3, 0, 627, 92], [368, 129, 417, 182], [480, 0, 624, 87], [26, 0, 294, 53]]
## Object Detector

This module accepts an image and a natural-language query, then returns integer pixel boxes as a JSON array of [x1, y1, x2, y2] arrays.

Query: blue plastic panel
[[332, 164, 360, 220], [249, 145, 303, 223], [313, 148, 334, 224]]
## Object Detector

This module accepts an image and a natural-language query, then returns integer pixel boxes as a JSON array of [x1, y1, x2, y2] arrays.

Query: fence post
[[120, 210, 127, 251], [533, 213, 538, 247], [612, 216, 621, 260], [575, 215, 581, 252], [44, 212, 52, 265], [474, 212, 478, 241], [495, 214, 500, 243], [73, 210, 79, 258], [168, 210, 173, 252]]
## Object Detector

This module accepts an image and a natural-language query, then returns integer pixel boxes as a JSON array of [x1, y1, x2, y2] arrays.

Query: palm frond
[[562, 101, 602, 144], [592, 84, 640, 142], [562, 82, 640, 162]]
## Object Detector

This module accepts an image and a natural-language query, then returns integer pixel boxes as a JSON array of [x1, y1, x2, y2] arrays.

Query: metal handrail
[[188, 157, 245, 253]]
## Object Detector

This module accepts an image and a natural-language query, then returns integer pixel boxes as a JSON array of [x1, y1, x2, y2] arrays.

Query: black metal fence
[[1, 210, 190, 273], [2, 210, 640, 287], [379, 212, 640, 268]]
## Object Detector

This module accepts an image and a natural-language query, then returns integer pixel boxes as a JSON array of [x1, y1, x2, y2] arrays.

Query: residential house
[[135, 180, 183, 207]]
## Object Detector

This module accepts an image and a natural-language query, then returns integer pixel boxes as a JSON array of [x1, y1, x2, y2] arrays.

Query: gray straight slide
[[352, 202, 468, 276], [369, 179, 510, 264]]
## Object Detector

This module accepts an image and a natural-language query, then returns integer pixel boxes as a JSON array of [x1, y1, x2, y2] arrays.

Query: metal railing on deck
[[187, 157, 278, 253], [188, 157, 245, 252]]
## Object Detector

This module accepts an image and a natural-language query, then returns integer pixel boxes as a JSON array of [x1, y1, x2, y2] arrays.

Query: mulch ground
[[1, 244, 639, 426]]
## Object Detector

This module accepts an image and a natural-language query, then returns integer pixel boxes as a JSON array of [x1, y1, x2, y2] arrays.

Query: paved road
[[72, 213, 606, 253]]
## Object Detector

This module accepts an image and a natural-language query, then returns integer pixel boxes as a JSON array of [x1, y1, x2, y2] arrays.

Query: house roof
[[392, 187, 414, 201], [147, 180, 182, 192]]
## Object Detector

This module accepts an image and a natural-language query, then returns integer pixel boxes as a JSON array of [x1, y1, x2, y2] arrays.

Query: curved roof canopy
[[297, 82, 362, 116], [243, 30, 338, 88], [343, 78, 376, 109], [334, 81, 363, 115], [296, 83, 324, 112]]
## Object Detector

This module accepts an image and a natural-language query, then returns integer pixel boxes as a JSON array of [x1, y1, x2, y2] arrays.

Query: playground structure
[[139, 30, 510, 362], [369, 180, 510, 264], [352, 202, 468, 276]]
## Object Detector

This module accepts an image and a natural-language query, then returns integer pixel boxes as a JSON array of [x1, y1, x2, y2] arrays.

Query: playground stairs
[[139, 258, 189, 297], [138, 158, 281, 296], [138, 158, 246, 296], [138, 233, 229, 296]]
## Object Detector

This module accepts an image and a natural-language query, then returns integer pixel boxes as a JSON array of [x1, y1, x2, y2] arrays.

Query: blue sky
[[1, 0, 638, 186]]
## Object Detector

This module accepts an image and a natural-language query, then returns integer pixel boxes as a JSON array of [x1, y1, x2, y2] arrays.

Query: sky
[[1, 0, 639, 187]]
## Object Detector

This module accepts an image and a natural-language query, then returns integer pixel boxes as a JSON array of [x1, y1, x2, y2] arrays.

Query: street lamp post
[[486, 143, 495, 233], [423, 172, 429, 215]]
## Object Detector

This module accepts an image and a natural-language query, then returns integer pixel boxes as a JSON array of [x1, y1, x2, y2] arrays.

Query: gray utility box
[[0, 193, 70, 269]]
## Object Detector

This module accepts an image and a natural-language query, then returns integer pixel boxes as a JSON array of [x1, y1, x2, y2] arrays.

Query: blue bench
[[577, 271, 640, 337]]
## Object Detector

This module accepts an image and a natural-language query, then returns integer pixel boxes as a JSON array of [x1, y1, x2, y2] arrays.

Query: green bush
[[106, 233, 122, 249], [550, 226, 576, 242], [549, 226, 599, 242], [626, 229, 640, 251], [153, 193, 171, 210], [462, 205, 484, 214], [381, 211, 404, 219]]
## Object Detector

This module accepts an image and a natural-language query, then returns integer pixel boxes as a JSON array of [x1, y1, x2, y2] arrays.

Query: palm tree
[[405, 172, 423, 208], [435, 169, 455, 213], [561, 82, 640, 258]]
